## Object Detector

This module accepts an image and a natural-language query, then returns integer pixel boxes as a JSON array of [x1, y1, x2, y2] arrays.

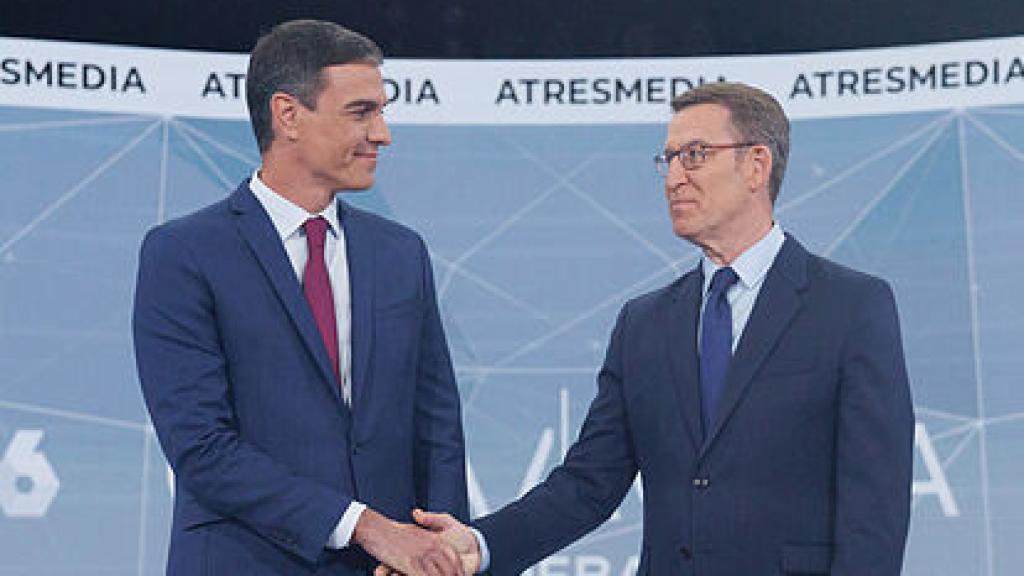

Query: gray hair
[[671, 82, 790, 203]]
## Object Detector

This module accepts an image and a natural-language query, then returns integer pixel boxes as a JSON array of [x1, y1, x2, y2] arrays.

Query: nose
[[369, 112, 392, 146], [664, 158, 688, 192]]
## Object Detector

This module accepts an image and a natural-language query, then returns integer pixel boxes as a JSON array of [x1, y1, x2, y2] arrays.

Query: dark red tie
[[302, 217, 340, 384]]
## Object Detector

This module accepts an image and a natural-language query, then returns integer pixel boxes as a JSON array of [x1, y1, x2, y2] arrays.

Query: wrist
[[352, 508, 390, 551]]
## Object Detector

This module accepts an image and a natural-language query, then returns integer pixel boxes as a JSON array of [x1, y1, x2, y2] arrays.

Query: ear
[[745, 144, 773, 194], [269, 92, 302, 143]]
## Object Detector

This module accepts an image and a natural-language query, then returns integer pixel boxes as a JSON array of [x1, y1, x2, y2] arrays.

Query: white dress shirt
[[249, 172, 366, 550]]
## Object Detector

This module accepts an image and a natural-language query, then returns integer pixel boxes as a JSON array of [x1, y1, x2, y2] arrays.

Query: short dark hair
[[671, 82, 790, 203], [246, 19, 383, 152]]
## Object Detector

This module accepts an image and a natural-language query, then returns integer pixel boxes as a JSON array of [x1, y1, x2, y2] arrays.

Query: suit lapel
[[230, 183, 347, 409], [666, 267, 704, 451], [703, 236, 809, 453], [338, 201, 375, 416]]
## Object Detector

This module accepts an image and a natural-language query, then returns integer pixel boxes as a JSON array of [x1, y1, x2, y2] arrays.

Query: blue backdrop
[[2, 101, 1023, 574]]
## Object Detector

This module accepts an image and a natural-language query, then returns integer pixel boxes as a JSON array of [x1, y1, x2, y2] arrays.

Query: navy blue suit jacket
[[476, 236, 913, 575], [133, 182, 468, 575]]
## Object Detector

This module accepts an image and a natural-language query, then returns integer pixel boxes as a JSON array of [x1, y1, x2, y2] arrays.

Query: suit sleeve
[[413, 239, 470, 522], [831, 279, 914, 575], [132, 226, 348, 564], [474, 306, 639, 576]]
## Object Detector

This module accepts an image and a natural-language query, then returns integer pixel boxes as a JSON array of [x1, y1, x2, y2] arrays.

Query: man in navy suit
[[401, 82, 914, 575], [133, 20, 467, 576]]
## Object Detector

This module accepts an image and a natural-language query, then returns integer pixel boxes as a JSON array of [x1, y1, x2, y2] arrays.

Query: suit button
[[680, 546, 692, 559], [692, 477, 710, 488]]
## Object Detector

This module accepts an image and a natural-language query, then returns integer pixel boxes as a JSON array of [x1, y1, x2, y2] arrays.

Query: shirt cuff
[[325, 501, 367, 549], [469, 527, 491, 573]]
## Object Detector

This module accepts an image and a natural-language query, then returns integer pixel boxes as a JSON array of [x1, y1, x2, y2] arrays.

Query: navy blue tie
[[700, 266, 739, 439]]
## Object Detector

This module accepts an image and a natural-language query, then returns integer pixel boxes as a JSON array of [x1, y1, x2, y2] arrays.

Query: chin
[[671, 219, 694, 237], [334, 175, 375, 191], [674, 223, 707, 243], [353, 170, 378, 189]]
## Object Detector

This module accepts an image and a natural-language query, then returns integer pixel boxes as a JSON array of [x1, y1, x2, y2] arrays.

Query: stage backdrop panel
[[1, 35, 1023, 575]]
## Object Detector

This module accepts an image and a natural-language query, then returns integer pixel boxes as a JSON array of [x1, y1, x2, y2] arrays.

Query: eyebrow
[[664, 139, 709, 151], [345, 99, 383, 112]]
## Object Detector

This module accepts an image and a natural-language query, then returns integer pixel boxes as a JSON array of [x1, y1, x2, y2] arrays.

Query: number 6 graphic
[[0, 430, 61, 518]]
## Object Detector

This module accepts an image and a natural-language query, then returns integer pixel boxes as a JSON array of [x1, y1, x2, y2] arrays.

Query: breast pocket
[[372, 297, 424, 384], [374, 296, 421, 319], [755, 357, 820, 381]]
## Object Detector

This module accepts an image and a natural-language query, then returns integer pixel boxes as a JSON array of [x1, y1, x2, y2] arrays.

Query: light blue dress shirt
[[699, 223, 786, 353]]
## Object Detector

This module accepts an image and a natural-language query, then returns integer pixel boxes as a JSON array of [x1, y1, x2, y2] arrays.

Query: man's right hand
[[412, 509, 481, 575], [373, 509, 481, 576], [353, 508, 464, 576]]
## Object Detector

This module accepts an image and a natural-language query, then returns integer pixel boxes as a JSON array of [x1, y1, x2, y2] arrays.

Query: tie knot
[[708, 266, 738, 297], [303, 217, 330, 249]]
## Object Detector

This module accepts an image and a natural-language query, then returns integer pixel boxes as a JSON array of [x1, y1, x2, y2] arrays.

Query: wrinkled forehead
[[665, 103, 738, 147]]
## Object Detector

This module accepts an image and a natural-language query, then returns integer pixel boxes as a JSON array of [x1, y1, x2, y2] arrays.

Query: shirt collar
[[249, 170, 341, 241], [701, 222, 785, 294]]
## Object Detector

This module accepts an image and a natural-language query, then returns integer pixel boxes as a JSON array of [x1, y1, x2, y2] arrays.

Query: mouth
[[354, 150, 379, 161]]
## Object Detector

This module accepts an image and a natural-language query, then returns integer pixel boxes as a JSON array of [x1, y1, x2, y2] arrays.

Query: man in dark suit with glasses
[[393, 82, 914, 576]]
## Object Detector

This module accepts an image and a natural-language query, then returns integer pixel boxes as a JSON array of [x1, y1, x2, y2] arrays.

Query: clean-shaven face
[[293, 63, 392, 192], [663, 103, 756, 248]]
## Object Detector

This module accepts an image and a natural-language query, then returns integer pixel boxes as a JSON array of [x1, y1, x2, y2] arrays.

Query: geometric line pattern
[[2, 102, 1023, 574]]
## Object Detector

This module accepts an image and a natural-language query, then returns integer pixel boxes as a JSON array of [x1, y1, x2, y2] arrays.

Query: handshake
[[355, 508, 482, 576]]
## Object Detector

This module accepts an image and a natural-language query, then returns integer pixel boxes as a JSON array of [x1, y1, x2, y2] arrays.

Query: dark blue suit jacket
[[476, 236, 913, 575], [133, 182, 468, 575]]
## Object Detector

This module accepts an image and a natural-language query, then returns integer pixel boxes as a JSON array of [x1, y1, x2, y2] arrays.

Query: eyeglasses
[[654, 141, 760, 176]]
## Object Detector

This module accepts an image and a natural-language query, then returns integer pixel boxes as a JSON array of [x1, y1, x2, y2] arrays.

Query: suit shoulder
[[148, 197, 233, 239], [342, 202, 425, 247], [807, 252, 887, 286], [619, 273, 690, 318], [138, 197, 237, 266], [805, 252, 894, 302], [342, 199, 425, 258]]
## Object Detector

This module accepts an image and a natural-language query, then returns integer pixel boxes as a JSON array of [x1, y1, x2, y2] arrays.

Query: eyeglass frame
[[654, 141, 762, 176]]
